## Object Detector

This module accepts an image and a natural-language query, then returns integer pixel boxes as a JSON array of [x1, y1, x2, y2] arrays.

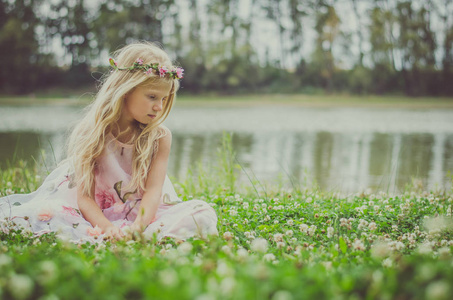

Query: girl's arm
[[132, 127, 172, 231], [77, 182, 124, 240]]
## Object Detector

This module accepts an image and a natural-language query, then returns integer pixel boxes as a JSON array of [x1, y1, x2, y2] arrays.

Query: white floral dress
[[0, 133, 218, 242]]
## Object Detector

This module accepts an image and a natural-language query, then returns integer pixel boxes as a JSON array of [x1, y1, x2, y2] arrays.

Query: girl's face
[[120, 80, 172, 128]]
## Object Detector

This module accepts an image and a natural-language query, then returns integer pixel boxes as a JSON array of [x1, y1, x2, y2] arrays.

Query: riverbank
[[1, 93, 453, 109]]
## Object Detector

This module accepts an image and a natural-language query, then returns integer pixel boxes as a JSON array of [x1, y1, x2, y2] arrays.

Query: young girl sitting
[[0, 42, 218, 242]]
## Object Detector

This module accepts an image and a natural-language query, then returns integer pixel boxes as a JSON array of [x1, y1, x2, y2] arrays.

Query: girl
[[0, 42, 218, 242]]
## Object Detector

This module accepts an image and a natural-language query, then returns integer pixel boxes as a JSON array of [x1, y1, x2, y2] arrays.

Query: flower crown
[[109, 58, 184, 79]]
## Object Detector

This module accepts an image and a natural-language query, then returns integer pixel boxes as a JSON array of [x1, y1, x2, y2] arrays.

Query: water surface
[[1, 104, 452, 193]]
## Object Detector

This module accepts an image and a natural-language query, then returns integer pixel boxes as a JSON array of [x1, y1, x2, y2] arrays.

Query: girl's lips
[[148, 114, 156, 119]]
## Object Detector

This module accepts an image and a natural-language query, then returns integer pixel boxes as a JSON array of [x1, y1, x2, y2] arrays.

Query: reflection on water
[[0, 105, 452, 193], [2, 130, 451, 193], [169, 131, 453, 193]]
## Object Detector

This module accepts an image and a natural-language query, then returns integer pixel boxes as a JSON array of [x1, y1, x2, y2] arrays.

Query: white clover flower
[[221, 245, 232, 255], [327, 227, 334, 238], [424, 216, 453, 235], [307, 225, 317, 237], [220, 277, 236, 295], [275, 242, 284, 249], [229, 209, 238, 216], [244, 231, 255, 239], [251, 238, 268, 253], [358, 219, 369, 230], [177, 242, 193, 255], [263, 253, 276, 262], [299, 224, 308, 233], [392, 225, 398, 231], [353, 239, 365, 251], [368, 222, 377, 231], [371, 242, 391, 258], [236, 248, 248, 259], [274, 220, 279, 224], [285, 230, 293, 237], [322, 261, 333, 270], [8, 274, 34, 300], [446, 206, 452, 217], [287, 219, 294, 226], [264, 215, 270, 222], [37, 260, 58, 284], [271, 290, 293, 300], [159, 269, 178, 287], [394, 241, 405, 251], [243, 202, 249, 210], [223, 232, 234, 241], [273, 233, 284, 242], [0, 254, 12, 268], [425, 281, 450, 300], [438, 247, 450, 259], [216, 261, 234, 276], [382, 258, 393, 268]]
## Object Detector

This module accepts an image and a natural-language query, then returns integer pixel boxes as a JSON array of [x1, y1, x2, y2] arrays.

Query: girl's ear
[[123, 92, 130, 101]]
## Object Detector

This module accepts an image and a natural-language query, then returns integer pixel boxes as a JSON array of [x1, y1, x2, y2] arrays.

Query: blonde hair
[[66, 41, 180, 198]]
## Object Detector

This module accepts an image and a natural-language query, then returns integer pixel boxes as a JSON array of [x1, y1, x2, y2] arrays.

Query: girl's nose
[[153, 101, 163, 111]]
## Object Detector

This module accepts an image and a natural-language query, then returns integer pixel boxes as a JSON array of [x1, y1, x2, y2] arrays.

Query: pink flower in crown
[[176, 67, 184, 78], [159, 66, 168, 77], [38, 208, 54, 222], [109, 58, 117, 66], [145, 68, 154, 76], [136, 58, 144, 65], [87, 225, 103, 237], [95, 190, 116, 210]]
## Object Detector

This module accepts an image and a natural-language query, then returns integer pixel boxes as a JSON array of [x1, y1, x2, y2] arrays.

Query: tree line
[[1, 0, 453, 96]]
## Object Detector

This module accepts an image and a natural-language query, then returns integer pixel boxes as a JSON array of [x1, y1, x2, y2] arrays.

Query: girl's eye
[[148, 95, 156, 99]]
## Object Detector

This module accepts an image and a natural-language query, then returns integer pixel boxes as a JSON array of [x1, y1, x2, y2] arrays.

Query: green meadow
[[1, 137, 453, 300]]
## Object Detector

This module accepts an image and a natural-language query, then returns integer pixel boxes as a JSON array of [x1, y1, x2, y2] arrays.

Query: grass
[[1, 136, 453, 299]]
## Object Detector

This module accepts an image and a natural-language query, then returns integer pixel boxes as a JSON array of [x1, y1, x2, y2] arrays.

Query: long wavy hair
[[66, 41, 180, 198]]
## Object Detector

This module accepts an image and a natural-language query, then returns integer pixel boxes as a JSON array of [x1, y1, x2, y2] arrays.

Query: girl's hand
[[103, 225, 124, 242], [130, 222, 146, 233]]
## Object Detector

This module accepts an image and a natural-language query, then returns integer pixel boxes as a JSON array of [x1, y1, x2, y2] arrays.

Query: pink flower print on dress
[[113, 202, 125, 214], [96, 190, 116, 210], [87, 225, 103, 237], [62, 206, 80, 217], [38, 208, 53, 222], [159, 66, 168, 77]]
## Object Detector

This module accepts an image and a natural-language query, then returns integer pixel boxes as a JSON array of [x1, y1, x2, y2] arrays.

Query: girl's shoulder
[[157, 124, 172, 140]]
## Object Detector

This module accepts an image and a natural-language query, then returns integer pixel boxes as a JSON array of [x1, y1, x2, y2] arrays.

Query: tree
[[0, 0, 51, 93], [311, 3, 341, 92]]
